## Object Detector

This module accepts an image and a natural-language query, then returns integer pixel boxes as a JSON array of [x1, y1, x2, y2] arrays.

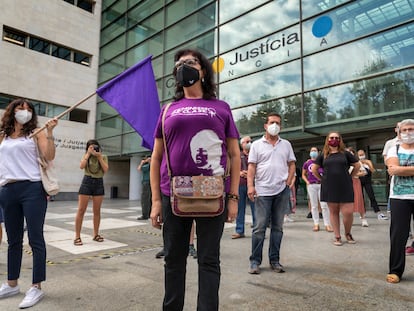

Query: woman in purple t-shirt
[[302, 147, 332, 232], [150, 49, 240, 311]]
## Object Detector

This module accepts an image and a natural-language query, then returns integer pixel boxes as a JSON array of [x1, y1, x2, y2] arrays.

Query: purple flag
[[96, 55, 161, 150]]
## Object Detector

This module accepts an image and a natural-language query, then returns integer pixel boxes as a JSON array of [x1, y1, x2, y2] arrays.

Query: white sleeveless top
[[0, 136, 41, 185]]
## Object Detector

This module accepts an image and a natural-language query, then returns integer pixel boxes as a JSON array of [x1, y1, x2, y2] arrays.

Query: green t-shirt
[[141, 163, 150, 183], [84, 155, 108, 178]]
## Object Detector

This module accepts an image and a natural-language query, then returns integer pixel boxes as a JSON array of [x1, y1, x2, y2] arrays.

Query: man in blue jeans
[[247, 112, 296, 274], [232, 136, 256, 239]]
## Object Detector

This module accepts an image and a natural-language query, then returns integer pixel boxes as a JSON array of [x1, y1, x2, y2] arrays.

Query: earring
[[201, 78, 205, 83]]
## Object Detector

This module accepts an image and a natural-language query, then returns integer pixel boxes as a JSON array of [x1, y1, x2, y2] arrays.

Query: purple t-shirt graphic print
[[154, 98, 239, 196]]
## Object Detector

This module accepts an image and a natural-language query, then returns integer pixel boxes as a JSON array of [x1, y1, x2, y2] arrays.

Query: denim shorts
[[78, 175, 105, 196]]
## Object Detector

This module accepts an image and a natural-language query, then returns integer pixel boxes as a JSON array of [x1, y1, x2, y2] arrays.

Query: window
[[77, 0, 94, 13], [74, 51, 91, 66], [63, 0, 95, 13], [0, 93, 89, 124], [70, 109, 89, 123], [3, 27, 27, 46], [29, 37, 50, 55], [2, 26, 92, 67], [52, 44, 71, 60]]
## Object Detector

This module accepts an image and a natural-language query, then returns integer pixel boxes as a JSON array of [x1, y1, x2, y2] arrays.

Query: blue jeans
[[0, 181, 48, 283], [161, 194, 226, 311], [249, 186, 289, 265], [235, 184, 255, 234]]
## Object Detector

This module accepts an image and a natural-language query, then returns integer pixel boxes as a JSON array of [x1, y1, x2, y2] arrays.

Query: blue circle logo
[[312, 16, 333, 38]]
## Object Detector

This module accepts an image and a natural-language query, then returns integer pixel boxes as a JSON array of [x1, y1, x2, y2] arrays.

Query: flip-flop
[[386, 274, 400, 283]]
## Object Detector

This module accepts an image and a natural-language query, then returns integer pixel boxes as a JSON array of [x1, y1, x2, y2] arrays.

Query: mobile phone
[[93, 145, 100, 152]]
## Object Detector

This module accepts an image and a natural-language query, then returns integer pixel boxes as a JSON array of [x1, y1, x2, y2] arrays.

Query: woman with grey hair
[[386, 119, 414, 283]]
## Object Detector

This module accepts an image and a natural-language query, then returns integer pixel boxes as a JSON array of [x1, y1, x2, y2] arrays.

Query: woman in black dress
[[312, 131, 360, 246]]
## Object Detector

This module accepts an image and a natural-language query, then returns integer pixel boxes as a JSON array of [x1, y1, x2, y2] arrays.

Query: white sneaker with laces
[[361, 219, 369, 227], [19, 286, 44, 309], [0, 283, 20, 298], [377, 213, 388, 220]]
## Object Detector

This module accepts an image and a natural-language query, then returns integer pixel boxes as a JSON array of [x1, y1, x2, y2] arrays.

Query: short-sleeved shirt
[[382, 137, 399, 158], [141, 163, 150, 183], [387, 145, 414, 200], [302, 159, 324, 184], [83, 155, 108, 178], [239, 153, 248, 186], [315, 151, 357, 203], [248, 136, 296, 196], [154, 98, 239, 196]]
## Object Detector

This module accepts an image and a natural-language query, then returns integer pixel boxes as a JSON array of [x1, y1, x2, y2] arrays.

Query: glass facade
[[98, 0, 414, 201]]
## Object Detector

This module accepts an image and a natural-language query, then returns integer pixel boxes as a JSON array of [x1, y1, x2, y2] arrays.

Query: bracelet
[[227, 193, 239, 201], [47, 136, 54, 140]]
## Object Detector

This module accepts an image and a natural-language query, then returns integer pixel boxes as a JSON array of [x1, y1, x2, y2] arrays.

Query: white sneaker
[[284, 215, 294, 223], [19, 286, 44, 309], [361, 219, 369, 227], [377, 213, 388, 220], [0, 283, 20, 298]]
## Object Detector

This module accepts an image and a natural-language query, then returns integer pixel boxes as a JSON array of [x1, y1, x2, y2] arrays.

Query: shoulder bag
[[34, 136, 60, 196]]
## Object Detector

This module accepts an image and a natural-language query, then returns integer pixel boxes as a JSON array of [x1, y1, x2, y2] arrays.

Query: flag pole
[[29, 91, 97, 138]]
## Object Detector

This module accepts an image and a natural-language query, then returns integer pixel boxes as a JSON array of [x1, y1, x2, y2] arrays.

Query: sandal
[[386, 273, 400, 283], [74, 237, 83, 246], [333, 236, 343, 246], [93, 234, 104, 242], [345, 233, 356, 244]]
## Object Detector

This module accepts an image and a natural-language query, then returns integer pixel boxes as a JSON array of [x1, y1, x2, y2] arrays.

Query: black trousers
[[141, 182, 152, 218], [389, 199, 414, 278], [359, 176, 380, 213], [161, 194, 226, 311]]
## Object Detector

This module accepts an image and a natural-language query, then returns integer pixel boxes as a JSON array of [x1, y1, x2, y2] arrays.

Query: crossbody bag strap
[[162, 103, 173, 177]]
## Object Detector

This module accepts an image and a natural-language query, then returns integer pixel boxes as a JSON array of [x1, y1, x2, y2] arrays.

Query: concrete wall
[[0, 0, 102, 199]]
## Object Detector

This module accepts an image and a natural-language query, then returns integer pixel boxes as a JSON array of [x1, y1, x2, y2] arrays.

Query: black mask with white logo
[[176, 65, 200, 87]]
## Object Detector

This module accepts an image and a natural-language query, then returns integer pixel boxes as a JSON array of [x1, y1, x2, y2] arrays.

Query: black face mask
[[176, 65, 200, 87]]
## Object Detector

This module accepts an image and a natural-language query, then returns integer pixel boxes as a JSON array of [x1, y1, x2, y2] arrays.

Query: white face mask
[[400, 132, 414, 144], [15, 110, 33, 125], [266, 123, 280, 136], [244, 142, 251, 151], [359, 155, 366, 160]]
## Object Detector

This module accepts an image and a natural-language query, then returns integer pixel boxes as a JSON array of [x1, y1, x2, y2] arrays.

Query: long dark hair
[[85, 139, 101, 151], [172, 49, 216, 101], [0, 98, 38, 136]]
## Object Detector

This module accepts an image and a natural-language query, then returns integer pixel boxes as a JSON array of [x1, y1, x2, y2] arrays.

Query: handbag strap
[[161, 103, 173, 177], [32, 134, 41, 159]]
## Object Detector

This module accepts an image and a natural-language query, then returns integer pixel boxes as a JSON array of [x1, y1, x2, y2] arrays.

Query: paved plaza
[[0, 199, 413, 310]]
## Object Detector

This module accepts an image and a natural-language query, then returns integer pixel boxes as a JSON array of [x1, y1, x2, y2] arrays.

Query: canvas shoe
[[406, 246, 414, 256], [0, 283, 20, 298], [248, 262, 260, 274], [188, 244, 197, 259], [377, 213, 388, 220], [19, 286, 44, 309], [361, 219, 369, 227], [270, 262, 285, 273]]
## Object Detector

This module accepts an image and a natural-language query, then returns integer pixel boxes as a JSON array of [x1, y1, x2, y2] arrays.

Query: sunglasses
[[328, 136, 340, 140], [175, 58, 199, 69]]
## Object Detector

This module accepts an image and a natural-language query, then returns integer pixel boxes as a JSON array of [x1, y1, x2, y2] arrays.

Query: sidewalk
[[0, 200, 413, 310]]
